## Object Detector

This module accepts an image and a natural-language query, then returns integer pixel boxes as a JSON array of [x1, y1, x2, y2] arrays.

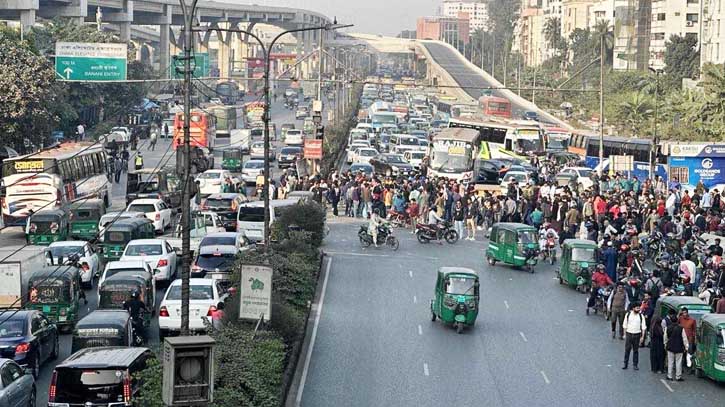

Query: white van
[[284, 129, 304, 146], [236, 198, 301, 242]]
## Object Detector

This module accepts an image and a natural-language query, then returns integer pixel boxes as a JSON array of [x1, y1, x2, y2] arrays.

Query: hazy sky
[[247, 0, 439, 35]]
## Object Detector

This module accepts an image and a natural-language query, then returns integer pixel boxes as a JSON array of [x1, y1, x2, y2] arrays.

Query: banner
[[669, 156, 725, 191], [239, 265, 272, 322]]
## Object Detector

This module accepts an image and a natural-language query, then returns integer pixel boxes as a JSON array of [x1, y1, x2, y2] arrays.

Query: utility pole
[[317, 31, 324, 101], [178, 0, 200, 337], [599, 34, 605, 175], [649, 67, 661, 180]]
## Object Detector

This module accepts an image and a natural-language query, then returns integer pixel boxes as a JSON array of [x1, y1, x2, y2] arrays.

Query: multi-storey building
[[417, 15, 471, 51], [441, 0, 490, 32], [562, 0, 598, 37], [649, 0, 702, 69], [701, 0, 724, 65]]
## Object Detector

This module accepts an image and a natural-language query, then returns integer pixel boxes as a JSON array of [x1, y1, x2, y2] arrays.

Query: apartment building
[[562, 0, 598, 37], [441, 0, 490, 32], [701, 0, 725, 65], [589, 0, 616, 28], [649, 0, 703, 69], [417, 15, 471, 50]]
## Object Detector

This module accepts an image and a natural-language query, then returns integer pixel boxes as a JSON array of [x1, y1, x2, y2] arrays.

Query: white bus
[[448, 116, 544, 160], [427, 128, 479, 183], [1, 143, 109, 226]]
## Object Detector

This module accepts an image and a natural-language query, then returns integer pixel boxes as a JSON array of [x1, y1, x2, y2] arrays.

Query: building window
[[685, 32, 698, 41], [652, 32, 665, 40], [686, 0, 698, 4], [686, 13, 699, 22], [657, 13, 666, 21]]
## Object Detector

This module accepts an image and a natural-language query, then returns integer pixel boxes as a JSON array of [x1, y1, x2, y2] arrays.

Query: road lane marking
[[519, 332, 528, 342], [418, 325, 422, 335], [540, 370, 550, 384], [413, 295, 417, 304], [324, 251, 438, 260], [295, 257, 332, 407], [409, 270, 413, 278], [423, 363, 430, 376], [504, 300, 509, 309], [660, 379, 674, 393]]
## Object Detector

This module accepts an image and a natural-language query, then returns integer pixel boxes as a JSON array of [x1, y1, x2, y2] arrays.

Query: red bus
[[173, 110, 215, 150], [478, 96, 512, 119]]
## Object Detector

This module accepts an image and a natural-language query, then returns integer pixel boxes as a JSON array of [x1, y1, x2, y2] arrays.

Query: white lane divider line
[[540, 370, 550, 384], [519, 332, 528, 342], [423, 363, 430, 376], [504, 300, 510, 309], [409, 270, 413, 278], [660, 379, 675, 393], [413, 295, 417, 304], [418, 325, 423, 335]]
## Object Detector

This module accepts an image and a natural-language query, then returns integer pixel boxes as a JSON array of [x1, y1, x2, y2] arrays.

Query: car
[[349, 163, 374, 177], [199, 232, 250, 253], [377, 134, 391, 152], [98, 259, 155, 290], [403, 150, 427, 169], [200, 193, 248, 231], [347, 142, 371, 164], [126, 198, 173, 233], [559, 166, 595, 189], [280, 123, 296, 137], [295, 105, 310, 119], [196, 169, 241, 197], [410, 129, 428, 139], [370, 153, 415, 177], [48, 347, 153, 406], [110, 126, 131, 140], [277, 146, 303, 169], [0, 310, 58, 379], [250, 141, 275, 161], [0, 358, 35, 407], [475, 159, 507, 184], [46, 241, 101, 288], [417, 139, 429, 152], [120, 239, 178, 283], [241, 159, 265, 185], [97, 211, 147, 242], [499, 171, 531, 193], [158, 278, 229, 338], [283, 129, 304, 146], [521, 110, 540, 121], [191, 244, 239, 281], [353, 147, 379, 164]]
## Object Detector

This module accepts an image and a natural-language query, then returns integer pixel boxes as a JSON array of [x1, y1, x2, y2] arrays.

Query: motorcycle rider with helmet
[[123, 290, 147, 344], [539, 222, 559, 252], [588, 264, 614, 312]]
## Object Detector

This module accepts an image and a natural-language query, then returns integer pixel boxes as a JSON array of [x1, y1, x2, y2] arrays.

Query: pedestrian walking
[[665, 310, 689, 381], [149, 131, 158, 151], [76, 123, 85, 141], [622, 302, 646, 370], [114, 156, 123, 183]]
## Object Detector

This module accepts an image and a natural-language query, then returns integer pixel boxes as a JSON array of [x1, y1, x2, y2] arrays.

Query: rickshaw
[[430, 267, 480, 334], [558, 239, 598, 292], [71, 309, 134, 353], [69, 199, 106, 240], [99, 218, 155, 262], [26, 209, 70, 246], [653, 296, 712, 322], [98, 271, 155, 327], [486, 223, 539, 273], [27, 265, 82, 332], [694, 314, 725, 382], [221, 148, 244, 172]]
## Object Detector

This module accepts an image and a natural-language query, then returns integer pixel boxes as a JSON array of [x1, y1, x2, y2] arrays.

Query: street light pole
[[648, 67, 661, 180], [599, 34, 605, 175]]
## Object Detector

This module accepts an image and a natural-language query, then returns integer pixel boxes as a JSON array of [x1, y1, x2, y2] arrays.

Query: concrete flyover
[[0, 0, 333, 78]]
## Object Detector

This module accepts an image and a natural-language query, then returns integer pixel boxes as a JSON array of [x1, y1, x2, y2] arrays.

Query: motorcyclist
[[427, 207, 445, 244], [123, 290, 147, 343], [368, 210, 384, 248], [539, 223, 559, 251], [588, 264, 614, 311]]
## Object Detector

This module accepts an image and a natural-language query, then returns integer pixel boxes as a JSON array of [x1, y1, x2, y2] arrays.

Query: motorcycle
[[388, 210, 411, 228], [415, 222, 458, 244], [588, 285, 612, 316], [523, 246, 539, 273], [131, 311, 145, 346], [539, 237, 557, 265], [358, 224, 399, 250]]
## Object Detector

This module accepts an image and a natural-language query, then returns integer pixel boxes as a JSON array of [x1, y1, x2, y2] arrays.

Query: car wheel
[[50, 336, 59, 360], [27, 386, 35, 407]]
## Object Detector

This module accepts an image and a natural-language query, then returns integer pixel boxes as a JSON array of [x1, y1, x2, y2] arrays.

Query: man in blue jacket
[[603, 240, 618, 283]]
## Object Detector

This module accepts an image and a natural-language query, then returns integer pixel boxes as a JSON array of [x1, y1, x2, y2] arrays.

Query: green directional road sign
[[55, 42, 128, 82], [170, 53, 210, 79]]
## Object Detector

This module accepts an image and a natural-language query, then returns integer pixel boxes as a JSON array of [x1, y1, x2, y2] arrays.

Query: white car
[[250, 141, 274, 161], [126, 198, 173, 233], [46, 241, 100, 288], [98, 211, 148, 242], [98, 260, 155, 290], [241, 159, 264, 185], [158, 278, 229, 339], [560, 167, 595, 189], [347, 142, 371, 164], [120, 239, 178, 283], [353, 148, 379, 164], [196, 170, 241, 196], [499, 171, 531, 193], [110, 126, 131, 142], [403, 151, 427, 169]]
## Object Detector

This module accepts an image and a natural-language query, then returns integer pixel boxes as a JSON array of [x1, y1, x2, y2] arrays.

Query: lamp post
[[648, 67, 662, 181]]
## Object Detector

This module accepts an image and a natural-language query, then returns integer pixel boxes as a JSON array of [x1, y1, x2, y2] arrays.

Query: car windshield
[[518, 230, 538, 244], [197, 172, 221, 180], [411, 152, 425, 159], [201, 236, 236, 246], [127, 204, 155, 213], [205, 198, 233, 210], [577, 169, 593, 177], [125, 244, 162, 256], [48, 245, 83, 260], [386, 155, 406, 164], [166, 285, 214, 300], [106, 268, 145, 280], [359, 150, 376, 156], [0, 320, 25, 338], [446, 276, 475, 295], [571, 248, 596, 262], [505, 173, 527, 183], [400, 137, 418, 146], [238, 207, 264, 222], [245, 161, 264, 169], [54, 368, 125, 404], [351, 165, 372, 173], [196, 252, 236, 271]]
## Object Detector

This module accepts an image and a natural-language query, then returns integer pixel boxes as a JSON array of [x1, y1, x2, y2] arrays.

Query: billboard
[[669, 156, 725, 191]]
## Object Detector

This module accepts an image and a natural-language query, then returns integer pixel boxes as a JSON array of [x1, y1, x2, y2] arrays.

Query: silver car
[[0, 359, 35, 407]]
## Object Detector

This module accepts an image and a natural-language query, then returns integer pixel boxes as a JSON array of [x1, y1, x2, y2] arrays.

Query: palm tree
[[592, 19, 614, 66], [618, 91, 654, 137]]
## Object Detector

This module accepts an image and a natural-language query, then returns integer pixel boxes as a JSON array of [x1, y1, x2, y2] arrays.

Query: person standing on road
[[622, 302, 646, 370], [453, 200, 465, 240], [149, 131, 158, 151], [114, 155, 123, 183], [665, 310, 689, 381], [650, 315, 666, 374], [134, 153, 144, 171], [77, 123, 85, 141], [608, 284, 628, 340], [678, 308, 697, 375]]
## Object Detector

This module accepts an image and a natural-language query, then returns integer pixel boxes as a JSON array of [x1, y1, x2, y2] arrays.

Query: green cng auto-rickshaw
[[27, 265, 82, 332], [653, 296, 712, 322], [486, 223, 539, 272], [26, 209, 70, 245], [694, 314, 725, 382], [69, 199, 106, 241], [100, 218, 155, 262], [98, 271, 155, 327], [430, 267, 479, 334], [221, 149, 244, 172], [558, 239, 598, 292]]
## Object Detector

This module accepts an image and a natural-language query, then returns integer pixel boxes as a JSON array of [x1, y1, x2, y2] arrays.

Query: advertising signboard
[[239, 265, 272, 322], [669, 156, 725, 191], [304, 139, 323, 159]]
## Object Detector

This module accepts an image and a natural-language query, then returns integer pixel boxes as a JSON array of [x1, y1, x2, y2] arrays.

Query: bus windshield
[[430, 140, 473, 172], [516, 138, 542, 152], [372, 114, 397, 124]]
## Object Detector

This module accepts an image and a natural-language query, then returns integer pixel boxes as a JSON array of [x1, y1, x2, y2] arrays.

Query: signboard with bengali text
[[304, 139, 323, 159], [239, 265, 272, 322], [55, 42, 127, 82]]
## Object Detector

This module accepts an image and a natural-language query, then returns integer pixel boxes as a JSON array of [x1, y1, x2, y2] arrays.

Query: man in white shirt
[[76, 123, 85, 141], [622, 302, 647, 370]]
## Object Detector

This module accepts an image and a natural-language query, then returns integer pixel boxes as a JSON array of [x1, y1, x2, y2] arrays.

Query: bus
[[478, 96, 512, 119], [210, 105, 237, 149], [1, 143, 109, 226], [567, 133, 667, 179], [173, 110, 216, 151], [448, 117, 543, 159], [371, 111, 398, 133], [428, 128, 479, 182], [215, 81, 239, 105], [543, 126, 572, 151]]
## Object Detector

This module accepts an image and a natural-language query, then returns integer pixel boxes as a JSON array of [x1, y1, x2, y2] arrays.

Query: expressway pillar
[[217, 23, 232, 79], [295, 32, 303, 80], [105, 0, 133, 42], [20, 8, 35, 33], [159, 25, 170, 77], [303, 29, 313, 81]]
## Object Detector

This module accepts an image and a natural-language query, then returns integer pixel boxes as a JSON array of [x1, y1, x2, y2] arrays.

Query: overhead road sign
[[170, 53, 210, 79], [55, 42, 128, 82]]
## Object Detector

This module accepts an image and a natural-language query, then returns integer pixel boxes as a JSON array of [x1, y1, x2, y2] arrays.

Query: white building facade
[[441, 0, 490, 32], [701, 0, 725, 65], [649, 0, 702, 69]]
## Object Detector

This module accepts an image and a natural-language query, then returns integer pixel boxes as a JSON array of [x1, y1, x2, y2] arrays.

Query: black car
[[277, 146, 303, 169], [0, 310, 58, 378], [191, 245, 238, 282], [369, 153, 415, 177], [521, 110, 540, 121], [474, 159, 506, 184], [49, 347, 153, 406], [200, 193, 248, 231]]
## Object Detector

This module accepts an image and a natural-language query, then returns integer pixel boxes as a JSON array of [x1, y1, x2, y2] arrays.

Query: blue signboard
[[668, 156, 725, 191]]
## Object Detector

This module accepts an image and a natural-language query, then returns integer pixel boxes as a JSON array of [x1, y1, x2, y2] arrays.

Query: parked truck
[[0, 246, 48, 309]]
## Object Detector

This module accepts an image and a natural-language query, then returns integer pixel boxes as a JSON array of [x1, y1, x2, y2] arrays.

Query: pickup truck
[[164, 211, 227, 256]]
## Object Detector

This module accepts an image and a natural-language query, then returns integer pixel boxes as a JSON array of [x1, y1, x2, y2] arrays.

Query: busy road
[[298, 218, 724, 407]]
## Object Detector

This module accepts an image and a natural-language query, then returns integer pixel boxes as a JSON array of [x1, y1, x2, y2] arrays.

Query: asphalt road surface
[[298, 216, 725, 407]]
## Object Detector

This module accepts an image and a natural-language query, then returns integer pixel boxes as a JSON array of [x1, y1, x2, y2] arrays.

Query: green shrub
[[133, 354, 164, 407], [270, 297, 306, 344], [272, 201, 327, 247]]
